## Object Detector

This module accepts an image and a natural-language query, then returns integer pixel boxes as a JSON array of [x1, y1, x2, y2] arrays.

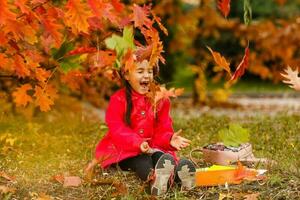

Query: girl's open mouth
[[140, 81, 150, 90]]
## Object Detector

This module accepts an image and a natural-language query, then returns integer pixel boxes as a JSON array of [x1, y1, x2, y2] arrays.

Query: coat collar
[[131, 88, 146, 100]]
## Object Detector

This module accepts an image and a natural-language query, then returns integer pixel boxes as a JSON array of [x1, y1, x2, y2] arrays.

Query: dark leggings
[[118, 151, 164, 181]]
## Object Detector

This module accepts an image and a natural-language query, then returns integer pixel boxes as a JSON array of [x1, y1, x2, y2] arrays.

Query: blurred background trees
[[1, 0, 300, 115]]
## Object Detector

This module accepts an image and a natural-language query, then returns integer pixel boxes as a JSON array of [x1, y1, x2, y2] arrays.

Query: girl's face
[[125, 60, 154, 94]]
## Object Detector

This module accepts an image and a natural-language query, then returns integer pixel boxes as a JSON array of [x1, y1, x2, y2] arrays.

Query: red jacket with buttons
[[95, 88, 177, 168]]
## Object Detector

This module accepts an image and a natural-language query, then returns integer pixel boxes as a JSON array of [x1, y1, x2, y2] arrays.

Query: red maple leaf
[[217, 0, 231, 18], [230, 43, 250, 81], [132, 4, 152, 28]]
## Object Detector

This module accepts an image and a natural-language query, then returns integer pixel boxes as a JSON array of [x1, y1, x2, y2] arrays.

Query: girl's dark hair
[[124, 80, 132, 126], [122, 64, 159, 127]]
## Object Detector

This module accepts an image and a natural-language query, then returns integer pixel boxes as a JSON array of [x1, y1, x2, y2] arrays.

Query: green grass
[[1, 110, 300, 199]]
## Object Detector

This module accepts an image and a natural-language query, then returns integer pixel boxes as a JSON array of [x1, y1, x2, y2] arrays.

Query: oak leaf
[[12, 84, 33, 107], [65, 0, 92, 34], [207, 46, 231, 75], [281, 66, 300, 91], [217, 0, 231, 18], [230, 44, 250, 81]]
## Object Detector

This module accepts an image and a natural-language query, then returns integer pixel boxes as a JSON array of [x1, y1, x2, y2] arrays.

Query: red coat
[[95, 88, 177, 168]]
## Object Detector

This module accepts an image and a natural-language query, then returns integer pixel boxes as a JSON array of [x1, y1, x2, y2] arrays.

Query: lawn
[[0, 108, 299, 199]]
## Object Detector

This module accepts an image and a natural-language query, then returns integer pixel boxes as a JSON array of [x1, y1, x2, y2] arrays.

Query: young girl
[[86, 59, 196, 195]]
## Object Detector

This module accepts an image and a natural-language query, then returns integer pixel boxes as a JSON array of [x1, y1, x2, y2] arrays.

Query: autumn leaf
[[63, 176, 82, 187], [42, 17, 64, 48], [65, 0, 92, 34], [0, 171, 16, 181], [217, 0, 231, 18], [132, 4, 152, 28], [111, 0, 124, 12], [91, 50, 116, 69], [12, 84, 33, 107], [88, 0, 119, 25], [230, 43, 250, 81], [151, 11, 168, 36], [207, 46, 231, 75], [34, 85, 58, 112], [281, 66, 300, 91], [35, 68, 51, 83], [122, 49, 135, 73]]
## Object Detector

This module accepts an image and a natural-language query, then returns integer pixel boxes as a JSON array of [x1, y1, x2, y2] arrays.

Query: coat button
[[141, 110, 146, 116], [139, 129, 144, 134]]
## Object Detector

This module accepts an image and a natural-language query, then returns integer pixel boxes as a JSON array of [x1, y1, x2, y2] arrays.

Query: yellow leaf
[[207, 46, 231, 75]]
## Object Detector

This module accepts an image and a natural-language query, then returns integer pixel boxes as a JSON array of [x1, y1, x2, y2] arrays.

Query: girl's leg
[[118, 154, 153, 181], [151, 151, 164, 166]]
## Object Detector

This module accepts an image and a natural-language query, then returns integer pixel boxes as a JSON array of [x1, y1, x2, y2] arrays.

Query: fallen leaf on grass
[[52, 174, 64, 184], [0, 171, 16, 181], [244, 193, 260, 200], [52, 174, 82, 187], [0, 185, 16, 194], [63, 176, 82, 187]]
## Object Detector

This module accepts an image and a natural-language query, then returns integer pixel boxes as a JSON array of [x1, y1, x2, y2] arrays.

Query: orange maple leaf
[[207, 46, 231, 75], [12, 84, 33, 107], [34, 85, 58, 112], [14, 54, 31, 78], [122, 49, 135, 73], [217, 0, 231, 18], [91, 50, 116, 69], [111, 0, 124, 12], [230, 44, 250, 81], [65, 0, 92, 34], [35, 68, 51, 83]]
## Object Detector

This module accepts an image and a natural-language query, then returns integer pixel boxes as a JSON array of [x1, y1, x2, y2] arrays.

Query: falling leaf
[[151, 11, 168, 35], [61, 70, 84, 91], [207, 46, 231, 75], [230, 43, 250, 81], [217, 0, 231, 18], [65, 0, 92, 34], [88, 0, 119, 25], [132, 4, 152, 28], [12, 84, 33, 107], [281, 66, 300, 91], [63, 176, 82, 187]]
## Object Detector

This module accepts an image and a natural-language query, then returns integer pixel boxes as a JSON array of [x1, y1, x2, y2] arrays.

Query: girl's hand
[[170, 129, 191, 151], [140, 141, 150, 153]]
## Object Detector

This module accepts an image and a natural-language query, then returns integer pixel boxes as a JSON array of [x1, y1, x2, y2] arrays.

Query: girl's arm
[[152, 98, 177, 151], [105, 95, 144, 152]]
